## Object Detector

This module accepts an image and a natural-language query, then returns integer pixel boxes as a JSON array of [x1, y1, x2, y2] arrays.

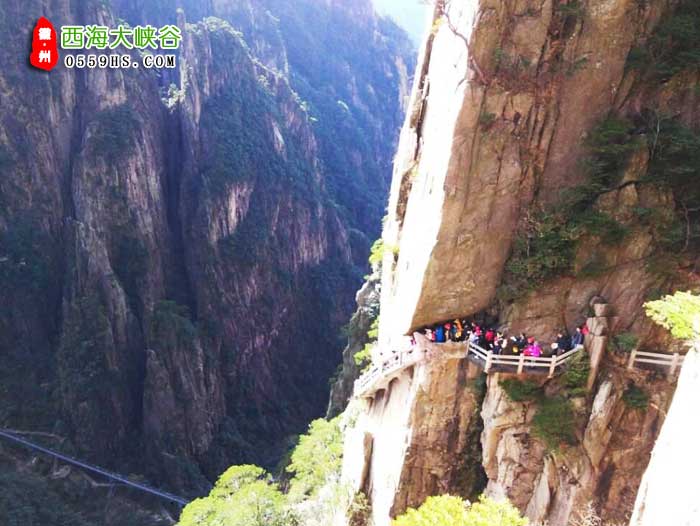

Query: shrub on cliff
[[178, 465, 298, 526], [393, 494, 528, 526], [497, 210, 576, 301], [562, 351, 590, 396], [613, 332, 638, 353], [353, 317, 379, 372], [533, 396, 577, 451], [622, 383, 649, 411], [353, 343, 372, 371], [626, 1, 700, 80], [286, 417, 343, 499], [88, 104, 139, 162], [645, 291, 700, 340], [500, 378, 541, 402]]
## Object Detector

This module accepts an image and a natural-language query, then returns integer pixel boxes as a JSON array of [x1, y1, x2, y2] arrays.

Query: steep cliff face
[[327, 270, 381, 418], [339, 0, 700, 525], [0, 0, 412, 502], [380, 0, 698, 345]]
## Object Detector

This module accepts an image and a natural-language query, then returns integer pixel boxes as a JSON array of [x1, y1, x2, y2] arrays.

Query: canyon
[[0, 0, 412, 520], [2, 0, 699, 525], [332, 0, 700, 525]]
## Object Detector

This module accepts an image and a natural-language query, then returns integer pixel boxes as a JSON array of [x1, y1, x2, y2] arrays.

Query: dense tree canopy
[[286, 417, 343, 499], [178, 465, 298, 526], [178, 417, 345, 525], [393, 494, 528, 526], [645, 291, 700, 341]]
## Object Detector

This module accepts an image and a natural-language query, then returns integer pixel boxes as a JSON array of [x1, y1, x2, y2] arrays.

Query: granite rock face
[[0, 0, 412, 493], [340, 1, 699, 525]]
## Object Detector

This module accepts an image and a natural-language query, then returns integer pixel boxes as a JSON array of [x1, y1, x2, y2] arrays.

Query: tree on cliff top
[[393, 494, 528, 526], [644, 291, 700, 341], [286, 416, 343, 499], [630, 291, 700, 526], [178, 465, 298, 526]]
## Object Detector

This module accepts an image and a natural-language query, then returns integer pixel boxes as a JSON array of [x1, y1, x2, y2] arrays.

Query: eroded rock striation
[[338, 1, 700, 524], [0, 0, 412, 498]]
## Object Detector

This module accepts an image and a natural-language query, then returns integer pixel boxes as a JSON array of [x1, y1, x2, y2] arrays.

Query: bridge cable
[[0, 429, 188, 506]]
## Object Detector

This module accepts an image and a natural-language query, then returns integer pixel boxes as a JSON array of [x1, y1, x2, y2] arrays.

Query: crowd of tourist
[[417, 319, 588, 358]]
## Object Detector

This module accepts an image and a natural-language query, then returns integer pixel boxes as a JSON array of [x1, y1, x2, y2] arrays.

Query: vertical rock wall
[[342, 1, 699, 525]]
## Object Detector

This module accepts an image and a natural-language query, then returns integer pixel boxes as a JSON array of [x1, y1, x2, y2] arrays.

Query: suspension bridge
[[0, 429, 188, 506]]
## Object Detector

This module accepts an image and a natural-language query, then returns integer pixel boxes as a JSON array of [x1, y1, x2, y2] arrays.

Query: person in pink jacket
[[524, 341, 542, 357]]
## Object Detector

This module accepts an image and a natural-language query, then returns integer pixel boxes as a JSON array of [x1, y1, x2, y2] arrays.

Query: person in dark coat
[[556, 332, 571, 353], [571, 326, 584, 347]]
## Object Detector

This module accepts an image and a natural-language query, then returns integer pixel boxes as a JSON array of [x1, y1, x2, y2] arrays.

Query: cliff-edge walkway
[[353, 333, 685, 399]]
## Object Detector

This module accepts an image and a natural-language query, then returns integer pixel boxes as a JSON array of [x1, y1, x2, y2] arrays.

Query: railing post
[[628, 349, 637, 370], [484, 351, 493, 373], [517, 353, 526, 375], [669, 353, 680, 377], [548, 355, 557, 378]]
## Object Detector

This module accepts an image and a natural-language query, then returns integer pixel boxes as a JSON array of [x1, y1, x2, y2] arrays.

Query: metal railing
[[353, 346, 429, 397], [627, 349, 685, 376], [353, 338, 584, 398], [468, 342, 584, 377]]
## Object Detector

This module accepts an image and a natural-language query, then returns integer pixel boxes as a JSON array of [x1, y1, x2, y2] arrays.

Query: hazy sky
[[372, 0, 430, 45]]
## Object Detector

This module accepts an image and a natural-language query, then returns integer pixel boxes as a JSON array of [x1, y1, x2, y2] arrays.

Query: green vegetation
[[353, 344, 372, 370], [555, 1, 584, 19], [353, 317, 379, 372], [393, 495, 528, 526], [499, 108, 692, 302], [201, 85, 318, 200], [0, 470, 167, 526], [645, 116, 700, 213], [0, 471, 89, 526], [367, 316, 379, 340], [572, 211, 629, 245], [180, 416, 345, 525], [564, 115, 641, 210], [500, 378, 541, 402], [623, 384, 650, 410], [562, 351, 590, 396], [368, 238, 385, 266], [58, 295, 113, 400], [493, 48, 531, 78], [151, 300, 197, 348], [0, 218, 53, 294], [178, 465, 298, 526], [88, 104, 139, 161], [625, 1, 700, 80], [347, 492, 371, 526], [645, 291, 700, 341], [532, 396, 577, 451], [498, 210, 576, 301], [286, 417, 343, 499], [368, 238, 399, 267], [613, 332, 639, 353], [479, 111, 497, 129]]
